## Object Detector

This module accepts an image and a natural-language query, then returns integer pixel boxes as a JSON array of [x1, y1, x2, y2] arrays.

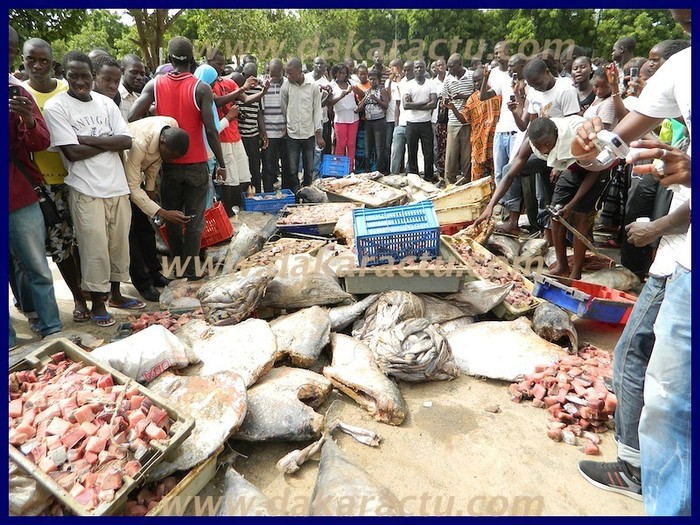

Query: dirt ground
[[8, 243, 644, 517]]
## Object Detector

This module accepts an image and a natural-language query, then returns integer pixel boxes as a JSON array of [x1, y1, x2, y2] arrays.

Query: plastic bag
[[91, 325, 199, 383]]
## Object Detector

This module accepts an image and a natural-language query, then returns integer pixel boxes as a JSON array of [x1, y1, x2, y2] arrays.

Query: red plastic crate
[[439, 221, 472, 236], [570, 280, 637, 324], [159, 201, 234, 250]]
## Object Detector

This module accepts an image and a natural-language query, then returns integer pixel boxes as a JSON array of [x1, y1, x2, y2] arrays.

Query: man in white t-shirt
[[481, 58, 581, 235], [481, 42, 518, 185], [389, 60, 414, 174], [573, 10, 690, 516], [305, 56, 332, 177], [43, 51, 134, 328], [403, 60, 439, 181]]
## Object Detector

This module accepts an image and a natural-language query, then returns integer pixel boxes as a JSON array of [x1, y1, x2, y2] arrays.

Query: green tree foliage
[[51, 10, 137, 63], [9, 9, 87, 45], [10, 8, 688, 71], [595, 9, 689, 59]]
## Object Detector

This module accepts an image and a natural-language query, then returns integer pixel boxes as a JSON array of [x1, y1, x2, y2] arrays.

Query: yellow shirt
[[23, 79, 69, 184]]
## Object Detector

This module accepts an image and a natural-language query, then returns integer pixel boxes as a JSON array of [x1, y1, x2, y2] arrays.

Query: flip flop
[[108, 297, 147, 310], [91, 313, 116, 328], [73, 308, 91, 323]]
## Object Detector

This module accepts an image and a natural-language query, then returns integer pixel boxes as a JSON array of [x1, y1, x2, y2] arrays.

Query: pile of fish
[[509, 345, 616, 455], [445, 235, 537, 311], [9, 352, 173, 511], [127, 309, 204, 334], [318, 176, 407, 207], [276, 203, 358, 226], [235, 238, 327, 271]]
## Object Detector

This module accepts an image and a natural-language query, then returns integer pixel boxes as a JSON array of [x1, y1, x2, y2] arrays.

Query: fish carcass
[[578, 267, 641, 292], [532, 302, 578, 352], [308, 438, 403, 516], [235, 367, 332, 442], [176, 318, 280, 388], [323, 334, 407, 425], [352, 291, 425, 341], [327, 294, 380, 332], [446, 317, 569, 382], [440, 280, 513, 316], [147, 371, 247, 479], [260, 254, 354, 309], [485, 234, 522, 264], [270, 307, 332, 367], [370, 318, 460, 382], [216, 467, 271, 516], [197, 266, 276, 326]]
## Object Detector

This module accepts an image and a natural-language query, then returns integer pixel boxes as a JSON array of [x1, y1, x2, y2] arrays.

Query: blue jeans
[[390, 125, 406, 175], [612, 275, 666, 468], [9, 203, 62, 337], [500, 161, 523, 213], [639, 266, 691, 515], [493, 131, 518, 186]]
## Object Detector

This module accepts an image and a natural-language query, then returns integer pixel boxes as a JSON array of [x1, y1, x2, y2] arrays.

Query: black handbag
[[10, 152, 62, 227]]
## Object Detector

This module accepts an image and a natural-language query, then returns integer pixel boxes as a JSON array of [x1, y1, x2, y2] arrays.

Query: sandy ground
[[8, 229, 644, 517]]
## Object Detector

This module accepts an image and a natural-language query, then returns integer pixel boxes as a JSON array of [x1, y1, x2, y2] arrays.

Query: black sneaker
[[578, 459, 642, 501]]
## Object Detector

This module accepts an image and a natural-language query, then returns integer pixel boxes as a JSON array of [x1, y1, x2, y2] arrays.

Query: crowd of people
[[8, 9, 691, 516]]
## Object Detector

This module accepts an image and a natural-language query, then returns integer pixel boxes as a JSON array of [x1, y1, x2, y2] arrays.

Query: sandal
[[73, 308, 91, 323], [91, 313, 116, 328], [108, 297, 147, 310]]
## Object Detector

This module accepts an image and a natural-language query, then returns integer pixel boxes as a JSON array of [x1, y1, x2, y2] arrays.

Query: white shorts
[[222, 140, 251, 186]]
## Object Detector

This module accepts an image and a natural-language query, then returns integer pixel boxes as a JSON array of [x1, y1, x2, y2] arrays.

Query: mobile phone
[[630, 67, 639, 81], [509, 95, 516, 102], [511, 73, 518, 82], [9, 85, 21, 99]]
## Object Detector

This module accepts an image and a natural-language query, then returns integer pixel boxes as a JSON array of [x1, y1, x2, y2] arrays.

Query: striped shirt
[[262, 77, 286, 139], [238, 85, 262, 138], [441, 69, 474, 127]]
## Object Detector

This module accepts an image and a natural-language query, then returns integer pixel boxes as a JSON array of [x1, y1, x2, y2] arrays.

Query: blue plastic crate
[[532, 275, 589, 317], [243, 189, 295, 214], [353, 201, 440, 267], [320, 155, 351, 178]]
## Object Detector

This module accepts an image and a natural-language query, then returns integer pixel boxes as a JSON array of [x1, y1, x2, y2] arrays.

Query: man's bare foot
[[72, 302, 91, 323], [547, 265, 570, 277], [568, 271, 582, 280], [494, 222, 521, 237]]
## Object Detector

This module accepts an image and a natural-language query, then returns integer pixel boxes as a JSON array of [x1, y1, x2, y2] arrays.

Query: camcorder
[[592, 130, 630, 165]]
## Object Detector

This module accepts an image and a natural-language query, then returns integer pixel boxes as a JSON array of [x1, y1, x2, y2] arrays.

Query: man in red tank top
[[128, 37, 226, 280]]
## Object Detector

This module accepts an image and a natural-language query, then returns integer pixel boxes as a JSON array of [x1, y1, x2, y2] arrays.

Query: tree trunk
[[127, 8, 184, 70]]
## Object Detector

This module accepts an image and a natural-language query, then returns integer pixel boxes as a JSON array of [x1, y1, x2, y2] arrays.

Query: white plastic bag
[[91, 325, 199, 383]]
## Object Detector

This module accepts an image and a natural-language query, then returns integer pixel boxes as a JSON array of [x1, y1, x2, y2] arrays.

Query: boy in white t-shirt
[[43, 51, 133, 328], [403, 60, 439, 181]]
